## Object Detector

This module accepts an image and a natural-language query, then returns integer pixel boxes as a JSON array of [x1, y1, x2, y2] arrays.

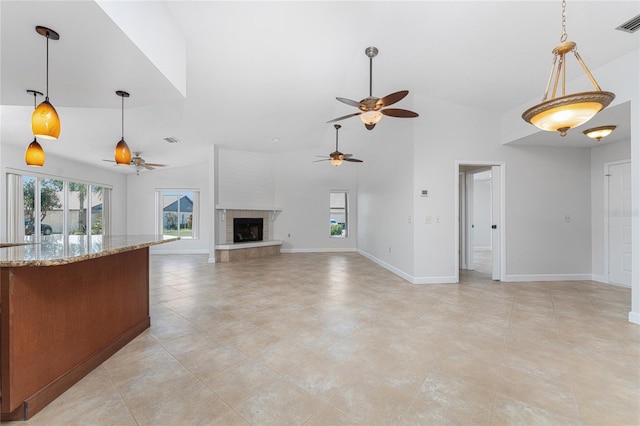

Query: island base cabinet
[[1, 248, 150, 421]]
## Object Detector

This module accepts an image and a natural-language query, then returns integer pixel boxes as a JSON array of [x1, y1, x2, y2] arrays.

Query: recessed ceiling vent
[[616, 14, 640, 33], [163, 136, 179, 144]]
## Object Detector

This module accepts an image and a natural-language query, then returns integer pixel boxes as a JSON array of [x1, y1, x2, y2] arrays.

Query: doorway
[[456, 162, 505, 281]]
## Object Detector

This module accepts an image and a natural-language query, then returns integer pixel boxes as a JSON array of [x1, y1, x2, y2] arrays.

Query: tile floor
[[12, 253, 640, 425]]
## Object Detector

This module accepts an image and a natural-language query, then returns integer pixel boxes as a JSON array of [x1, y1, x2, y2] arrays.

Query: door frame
[[604, 159, 632, 285], [455, 161, 506, 282]]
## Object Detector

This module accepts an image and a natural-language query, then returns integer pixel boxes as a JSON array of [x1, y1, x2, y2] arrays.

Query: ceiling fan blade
[[365, 123, 376, 130], [313, 158, 330, 163], [378, 90, 409, 108], [381, 108, 419, 118], [343, 153, 353, 158], [336, 97, 362, 108], [144, 163, 168, 167], [343, 157, 363, 163], [102, 159, 116, 163], [327, 112, 361, 123], [144, 164, 155, 170]]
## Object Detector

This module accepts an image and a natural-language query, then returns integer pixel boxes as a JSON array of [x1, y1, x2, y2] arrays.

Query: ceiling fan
[[103, 152, 168, 175], [327, 46, 419, 130], [314, 124, 363, 166]]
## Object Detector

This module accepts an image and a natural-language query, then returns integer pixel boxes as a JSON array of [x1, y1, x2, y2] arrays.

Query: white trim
[[281, 248, 357, 253], [412, 275, 458, 285], [454, 161, 506, 283], [474, 246, 491, 251], [629, 311, 640, 325], [208, 256, 216, 263], [357, 249, 414, 282], [502, 274, 593, 282], [591, 274, 608, 284]]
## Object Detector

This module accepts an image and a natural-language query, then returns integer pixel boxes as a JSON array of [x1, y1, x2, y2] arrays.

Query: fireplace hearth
[[233, 218, 263, 243]]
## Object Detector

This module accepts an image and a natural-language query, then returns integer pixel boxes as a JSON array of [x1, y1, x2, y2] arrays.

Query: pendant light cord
[[45, 31, 50, 101], [560, 0, 567, 42], [121, 94, 125, 140]]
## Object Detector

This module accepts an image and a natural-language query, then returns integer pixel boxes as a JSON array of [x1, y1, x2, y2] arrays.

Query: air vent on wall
[[616, 14, 640, 33], [163, 136, 179, 143]]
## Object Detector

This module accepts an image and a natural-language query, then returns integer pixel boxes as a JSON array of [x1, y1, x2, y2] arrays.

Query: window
[[157, 190, 199, 239], [6, 172, 111, 241], [330, 191, 348, 238]]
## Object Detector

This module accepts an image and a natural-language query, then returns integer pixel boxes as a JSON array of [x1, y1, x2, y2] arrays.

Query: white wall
[[0, 143, 127, 240], [473, 173, 491, 249], [217, 149, 276, 209], [274, 147, 358, 252], [356, 119, 414, 279], [126, 161, 209, 254], [590, 140, 632, 282]]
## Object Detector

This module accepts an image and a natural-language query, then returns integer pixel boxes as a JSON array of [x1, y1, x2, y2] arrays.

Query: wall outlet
[[563, 214, 571, 223], [388, 246, 392, 253], [287, 233, 292, 237], [435, 216, 441, 223], [425, 216, 432, 224]]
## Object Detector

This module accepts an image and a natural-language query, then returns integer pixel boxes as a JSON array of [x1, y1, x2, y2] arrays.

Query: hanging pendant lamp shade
[[26, 89, 46, 167], [25, 138, 45, 167], [32, 26, 61, 140], [115, 90, 132, 165], [522, 1, 614, 136]]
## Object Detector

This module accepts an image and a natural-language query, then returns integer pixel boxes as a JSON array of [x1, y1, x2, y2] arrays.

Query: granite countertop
[[0, 235, 179, 267]]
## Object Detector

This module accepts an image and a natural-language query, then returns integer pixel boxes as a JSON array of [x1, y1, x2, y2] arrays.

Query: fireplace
[[233, 218, 263, 243]]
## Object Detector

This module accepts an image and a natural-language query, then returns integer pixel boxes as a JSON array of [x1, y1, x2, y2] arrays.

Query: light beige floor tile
[[495, 365, 581, 420], [398, 371, 494, 425], [234, 378, 324, 425], [202, 358, 281, 407], [490, 394, 582, 425], [21, 253, 639, 425]]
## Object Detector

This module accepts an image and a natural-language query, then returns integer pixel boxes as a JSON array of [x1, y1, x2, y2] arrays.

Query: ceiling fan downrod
[[365, 46, 378, 97]]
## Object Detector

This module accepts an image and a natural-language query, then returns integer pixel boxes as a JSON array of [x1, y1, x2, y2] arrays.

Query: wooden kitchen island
[[0, 235, 177, 421]]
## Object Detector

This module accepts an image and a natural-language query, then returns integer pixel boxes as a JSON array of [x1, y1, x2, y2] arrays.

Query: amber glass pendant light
[[25, 89, 46, 167], [522, 0, 615, 136], [32, 26, 61, 140], [114, 90, 132, 165]]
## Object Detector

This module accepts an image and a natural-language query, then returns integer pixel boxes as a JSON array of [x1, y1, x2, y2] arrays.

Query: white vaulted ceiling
[[1, 1, 638, 171]]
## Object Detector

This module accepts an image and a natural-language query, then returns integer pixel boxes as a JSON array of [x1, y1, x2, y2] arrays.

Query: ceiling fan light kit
[[522, 0, 614, 136], [32, 26, 61, 140], [114, 90, 132, 166], [328, 46, 418, 130], [315, 124, 363, 166]]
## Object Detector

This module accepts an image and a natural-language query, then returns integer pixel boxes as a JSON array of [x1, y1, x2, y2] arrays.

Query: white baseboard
[[280, 248, 357, 253], [357, 249, 414, 283], [629, 311, 640, 325], [502, 273, 593, 282], [208, 256, 216, 263], [412, 276, 458, 284], [473, 246, 491, 251]]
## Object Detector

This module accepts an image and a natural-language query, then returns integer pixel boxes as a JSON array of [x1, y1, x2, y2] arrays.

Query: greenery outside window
[[330, 191, 348, 238], [157, 190, 199, 239], [6, 172, 111, 241]]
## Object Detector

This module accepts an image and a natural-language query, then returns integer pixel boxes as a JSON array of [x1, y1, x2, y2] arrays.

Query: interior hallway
[[11, 253, 639, 425]]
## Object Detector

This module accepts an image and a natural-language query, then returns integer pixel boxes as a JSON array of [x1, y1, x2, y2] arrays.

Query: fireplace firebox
[[233, 218, 263, 243]]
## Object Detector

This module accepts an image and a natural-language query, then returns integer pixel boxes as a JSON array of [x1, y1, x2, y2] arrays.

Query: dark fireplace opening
[[233, 218, 263, 243]]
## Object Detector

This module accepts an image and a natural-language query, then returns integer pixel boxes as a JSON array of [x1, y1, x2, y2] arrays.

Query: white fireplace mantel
[[216, 205, 282, 221]]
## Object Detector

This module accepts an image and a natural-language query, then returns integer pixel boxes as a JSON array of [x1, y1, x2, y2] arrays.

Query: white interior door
[[608, 162, 632, 286], [466, 173, 475, 270], [491, 165, 501, 280]]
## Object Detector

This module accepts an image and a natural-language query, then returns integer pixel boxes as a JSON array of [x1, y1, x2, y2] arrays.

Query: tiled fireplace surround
[[215, 209, 281, 262], [223, 209, 272, 243]]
